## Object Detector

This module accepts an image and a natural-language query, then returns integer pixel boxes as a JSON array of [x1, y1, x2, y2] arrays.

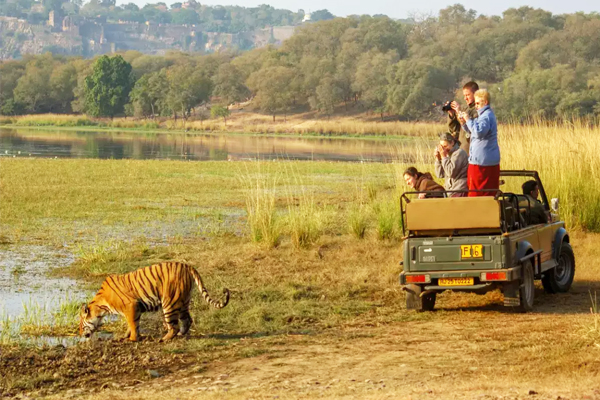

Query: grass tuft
[[372, 198, 399, 240], [239, 163, 281, 248], [348, 204, 369, 239]]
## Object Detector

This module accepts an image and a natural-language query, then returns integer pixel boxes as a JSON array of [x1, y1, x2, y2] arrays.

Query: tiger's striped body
[[79, 262, 230, 341]]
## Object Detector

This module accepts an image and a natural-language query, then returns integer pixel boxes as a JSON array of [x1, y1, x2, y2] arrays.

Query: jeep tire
[[405, 284, 436, 312], [542, 242, 575, 294], [518, 260, 535, 312]]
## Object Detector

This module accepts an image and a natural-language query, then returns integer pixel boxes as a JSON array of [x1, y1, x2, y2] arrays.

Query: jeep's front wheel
[[405, 284, 436, 312], [542, 242, 575, 293], [518, 260, 535, 312]]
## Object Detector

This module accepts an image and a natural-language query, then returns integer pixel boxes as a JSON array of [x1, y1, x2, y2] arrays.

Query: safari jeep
[[398, 170, 575, 312]]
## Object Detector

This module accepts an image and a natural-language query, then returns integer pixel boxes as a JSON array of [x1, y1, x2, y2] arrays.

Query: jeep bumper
[[399, 266, 522, 288]]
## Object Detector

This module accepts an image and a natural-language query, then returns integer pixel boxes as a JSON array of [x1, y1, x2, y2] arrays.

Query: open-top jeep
[[399, 170, 575, 312]]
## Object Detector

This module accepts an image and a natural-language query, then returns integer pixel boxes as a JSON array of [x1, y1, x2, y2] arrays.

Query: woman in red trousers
[[459, 89, 500, 197]]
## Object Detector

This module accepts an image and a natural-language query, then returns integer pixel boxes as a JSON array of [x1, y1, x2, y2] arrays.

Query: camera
[[441, 101, 453, 112]]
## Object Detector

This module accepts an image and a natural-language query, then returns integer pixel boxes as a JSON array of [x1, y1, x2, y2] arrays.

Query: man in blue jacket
[[459, 89, 501, 197]]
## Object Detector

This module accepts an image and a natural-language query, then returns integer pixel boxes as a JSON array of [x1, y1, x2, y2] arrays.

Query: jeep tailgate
[[403, 237, 506, 272]]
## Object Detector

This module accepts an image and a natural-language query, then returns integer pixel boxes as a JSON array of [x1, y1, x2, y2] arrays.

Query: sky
[[120, 0, 598, 19]]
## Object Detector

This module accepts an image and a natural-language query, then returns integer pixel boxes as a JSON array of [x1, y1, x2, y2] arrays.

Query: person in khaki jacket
[[403, 167, 445, 199], [434, 132, 468, 197], [445, 81, 479, 154]]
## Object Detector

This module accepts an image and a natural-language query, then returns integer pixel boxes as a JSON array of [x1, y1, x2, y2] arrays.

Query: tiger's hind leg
[[179, 307, 193, 336], [160, 306, 180, 342]]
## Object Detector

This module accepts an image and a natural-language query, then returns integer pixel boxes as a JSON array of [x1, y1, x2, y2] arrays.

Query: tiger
[[79, 262, 230, 342]]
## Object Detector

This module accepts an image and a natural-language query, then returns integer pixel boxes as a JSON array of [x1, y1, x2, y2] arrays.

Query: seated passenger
[[521, 180, 548, 225], [403, 167, 445, 199], [434, 132, 468, 197]]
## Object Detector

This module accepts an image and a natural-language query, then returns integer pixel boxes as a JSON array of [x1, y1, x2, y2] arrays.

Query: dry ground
[[3, 232, 600, 400]]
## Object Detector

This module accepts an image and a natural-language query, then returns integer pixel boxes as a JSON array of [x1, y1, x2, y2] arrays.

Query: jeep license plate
[[438, 277, 474, 286], [460, 244, 483, 259]]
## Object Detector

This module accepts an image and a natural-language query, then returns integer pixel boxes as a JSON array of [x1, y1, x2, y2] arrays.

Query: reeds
[[1, 112, 447, 137], [283, 167, 323, 249], [0, 296, 82, 343], [3, 114, 162, 130], [500, 120, 600, 231], [239, 163, 281, 248]]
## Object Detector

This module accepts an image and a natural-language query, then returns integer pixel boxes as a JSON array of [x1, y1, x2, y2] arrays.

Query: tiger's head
[[79, 303, 105, 338]]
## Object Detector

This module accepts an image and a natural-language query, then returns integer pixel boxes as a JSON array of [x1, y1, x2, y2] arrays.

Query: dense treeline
[[3, 5, 600, 121], [0, 0, 333, 33]]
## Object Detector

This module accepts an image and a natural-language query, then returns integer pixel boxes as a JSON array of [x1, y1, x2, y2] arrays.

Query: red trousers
[[468, 164, 500, 197]]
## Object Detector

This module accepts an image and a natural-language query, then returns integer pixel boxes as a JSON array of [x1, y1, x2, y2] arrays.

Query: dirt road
[[4, 281, 600, 400]]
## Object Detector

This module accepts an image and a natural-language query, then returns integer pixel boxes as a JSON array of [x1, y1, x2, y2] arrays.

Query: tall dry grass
[[2, 112, 446, 137], [3, 114, 160, 129], [499, 121, 600, 231], [186, 113, 445, 137], [238, 164, 281, 248]]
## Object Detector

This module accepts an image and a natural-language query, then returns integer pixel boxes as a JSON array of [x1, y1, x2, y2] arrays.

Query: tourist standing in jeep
[[446, 81, 479, 154], [460, 89, 500, 197]]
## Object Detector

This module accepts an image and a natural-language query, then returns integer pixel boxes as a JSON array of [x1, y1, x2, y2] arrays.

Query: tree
[[0, 61, 26, 114], [171, 8, 199, 25], [164, 64, 213, 120], [212, 63, 250, 106], [438, 4, 477, 31], [128, 70, 169, 117], [13, 55, 54, 113], [386, 61, 455, 120], [311, 9, 334, 21], [210, 105, 230, 122], [352, 50, 398, 118], [247, 65, 295, 121], [83, 55, 135, 117], [50, 62, 77, 112], [310, 76, 342, 117]]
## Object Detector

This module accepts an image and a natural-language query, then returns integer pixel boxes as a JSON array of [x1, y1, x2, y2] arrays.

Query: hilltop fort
[[0, 2, 333, 59]]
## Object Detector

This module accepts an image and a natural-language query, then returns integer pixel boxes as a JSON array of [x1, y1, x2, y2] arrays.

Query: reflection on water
[[0, 128, 420, 162]]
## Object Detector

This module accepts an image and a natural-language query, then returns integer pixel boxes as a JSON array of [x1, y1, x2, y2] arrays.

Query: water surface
[[0, 128, 419, 162]]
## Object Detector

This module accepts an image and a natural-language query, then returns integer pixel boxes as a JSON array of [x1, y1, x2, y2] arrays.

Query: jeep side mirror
[[551, 198, 559, 212]]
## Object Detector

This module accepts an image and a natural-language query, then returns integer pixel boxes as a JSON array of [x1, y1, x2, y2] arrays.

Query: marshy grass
[[0, 295, 83, 342], [238, 163, 282, 248]]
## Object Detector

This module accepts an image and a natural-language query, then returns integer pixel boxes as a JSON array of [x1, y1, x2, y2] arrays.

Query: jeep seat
[[406, 196, 502, 232]]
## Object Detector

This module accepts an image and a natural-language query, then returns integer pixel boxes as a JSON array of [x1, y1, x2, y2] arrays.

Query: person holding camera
[[459, 89, 500, 197], [434, 132, 468, 197], [443, 81, 479, 154]]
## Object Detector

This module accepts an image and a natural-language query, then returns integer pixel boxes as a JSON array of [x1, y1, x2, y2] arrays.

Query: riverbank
[[0, 112, 445, 138]]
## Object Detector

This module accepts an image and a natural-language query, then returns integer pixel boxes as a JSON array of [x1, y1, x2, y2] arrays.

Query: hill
[[0, 1, 334, 59]]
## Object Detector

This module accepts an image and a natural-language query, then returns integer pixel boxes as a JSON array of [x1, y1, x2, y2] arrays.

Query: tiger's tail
[[189, 267, 230, 309]]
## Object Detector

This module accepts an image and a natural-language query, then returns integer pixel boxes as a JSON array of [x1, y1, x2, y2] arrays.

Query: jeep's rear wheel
[[542, 242, 575, 293], [518, 260, 535, 312], [405, 284, 436, 312]]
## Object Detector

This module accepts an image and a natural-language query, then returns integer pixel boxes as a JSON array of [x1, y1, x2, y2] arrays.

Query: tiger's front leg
[[124, 305, 142, 342]]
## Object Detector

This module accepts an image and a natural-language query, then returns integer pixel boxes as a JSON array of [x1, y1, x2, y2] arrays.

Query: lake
[[0, 128, 424, 163]]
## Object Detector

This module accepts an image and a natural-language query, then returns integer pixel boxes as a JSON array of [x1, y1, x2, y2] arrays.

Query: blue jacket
[[463, 105, 500, 166]]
